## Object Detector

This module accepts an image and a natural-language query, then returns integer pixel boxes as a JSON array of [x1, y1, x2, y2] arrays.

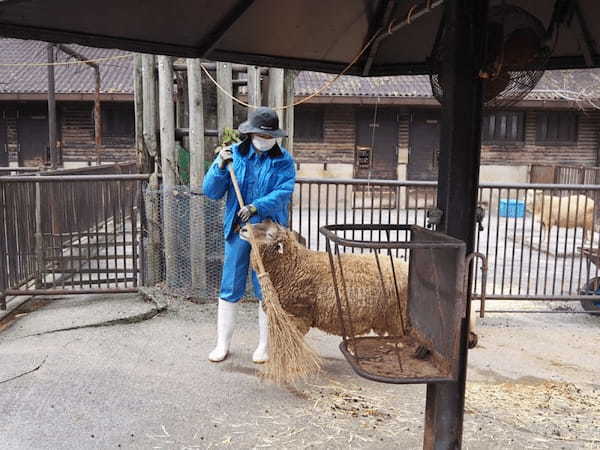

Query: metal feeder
[[320, 224, 469, 384]]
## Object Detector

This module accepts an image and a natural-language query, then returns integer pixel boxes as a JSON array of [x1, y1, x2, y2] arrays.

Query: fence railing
[[0, 171, 146, 309], [531, 164, 600, 185], [292, 178, 600, 311]]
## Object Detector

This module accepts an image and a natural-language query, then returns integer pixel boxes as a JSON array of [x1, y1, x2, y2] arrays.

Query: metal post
[[47, 44, 58, 169], [0, 180, 6, 310], [187, 58, 208, 295], [34, 176, 44, 289], [425, 1, 489, 449], [216, 62, 233, 143]]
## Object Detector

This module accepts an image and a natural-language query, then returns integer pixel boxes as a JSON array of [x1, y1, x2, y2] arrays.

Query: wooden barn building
[[292, 70, 600, 183], [0, 38, 134, 167], [2, 36, 599, 184]]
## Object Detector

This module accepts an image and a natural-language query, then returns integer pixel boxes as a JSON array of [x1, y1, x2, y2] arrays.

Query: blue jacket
[[202, 139, 296, 240]]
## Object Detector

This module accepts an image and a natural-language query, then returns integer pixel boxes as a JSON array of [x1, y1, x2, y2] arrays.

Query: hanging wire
[[200, 29, 383, 111], [0, 53, 133, 67]]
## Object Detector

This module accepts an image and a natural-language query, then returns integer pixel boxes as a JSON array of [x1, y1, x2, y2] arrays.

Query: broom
[[226, 163, 321, 384]]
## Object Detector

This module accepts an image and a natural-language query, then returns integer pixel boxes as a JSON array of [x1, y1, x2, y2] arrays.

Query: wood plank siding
[[481, 110, 600, 165], [1, 101, 136, 164], [294, 105, 355, 163], [295, 104, 600, 172]]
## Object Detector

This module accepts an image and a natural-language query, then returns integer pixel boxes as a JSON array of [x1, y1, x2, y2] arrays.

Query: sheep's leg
[[468, 302, 478, 349]]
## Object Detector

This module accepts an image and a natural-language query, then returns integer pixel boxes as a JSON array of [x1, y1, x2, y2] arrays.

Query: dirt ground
[[0, 294, 599, 449]]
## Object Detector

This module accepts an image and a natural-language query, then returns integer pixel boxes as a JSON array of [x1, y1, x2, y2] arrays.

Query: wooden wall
[[1, 101, 136, 164], [294, 105, 355, 163], [481, 110, 599, 165], [295, 104, 600, 171]]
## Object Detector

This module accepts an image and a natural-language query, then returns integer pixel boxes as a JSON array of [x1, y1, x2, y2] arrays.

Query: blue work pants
[[219, 233, 262, 302]]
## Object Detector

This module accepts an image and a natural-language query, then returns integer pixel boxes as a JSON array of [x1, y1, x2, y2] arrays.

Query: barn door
[[354, 108, 398, 180], [17, 104, 49, 167], [408, 111, 440, 181], [0, 111, 7, 167], [407, 111, 440, 208]]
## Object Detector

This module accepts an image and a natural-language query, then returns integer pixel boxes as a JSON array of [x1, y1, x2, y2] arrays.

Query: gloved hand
[[237, 204, 257, 222], [217, 148, 233, 169]]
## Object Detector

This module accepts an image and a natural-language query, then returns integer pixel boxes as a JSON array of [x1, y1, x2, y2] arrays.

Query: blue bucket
[[499, 199, 525, 218]]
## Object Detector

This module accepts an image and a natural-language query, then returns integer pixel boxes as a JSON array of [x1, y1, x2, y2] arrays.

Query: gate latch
[[426, 208, 443, 229]]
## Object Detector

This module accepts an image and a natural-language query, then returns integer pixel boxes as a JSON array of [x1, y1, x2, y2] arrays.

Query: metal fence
[[3, 172, 600, 313], [0, 171, 146, 309], [531, 164, 600, 185], [292, 178, 600, 312]]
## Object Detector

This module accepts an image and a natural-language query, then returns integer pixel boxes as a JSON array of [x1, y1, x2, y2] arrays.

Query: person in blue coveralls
[[203, 107, 296, 363]]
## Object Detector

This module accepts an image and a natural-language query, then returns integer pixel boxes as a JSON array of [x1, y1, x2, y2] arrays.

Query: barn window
[[294, 106, 324, 142], [535, 111, 577, 143], [482, 111, 525, 143], [101, 103, 135, 146]]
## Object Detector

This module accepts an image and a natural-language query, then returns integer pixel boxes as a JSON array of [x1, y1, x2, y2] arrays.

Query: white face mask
[[252, 136, 277, 152]]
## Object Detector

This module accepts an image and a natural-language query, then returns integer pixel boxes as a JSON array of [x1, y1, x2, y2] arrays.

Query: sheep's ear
[[277, 242, 284, 254]]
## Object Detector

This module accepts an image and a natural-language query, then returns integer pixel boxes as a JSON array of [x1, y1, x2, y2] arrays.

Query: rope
[[0, 54, 133, 67], [200, 30, 382, 111]]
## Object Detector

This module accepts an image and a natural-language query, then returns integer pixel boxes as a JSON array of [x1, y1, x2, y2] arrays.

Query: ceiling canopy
[[0, 0, 598, 76]]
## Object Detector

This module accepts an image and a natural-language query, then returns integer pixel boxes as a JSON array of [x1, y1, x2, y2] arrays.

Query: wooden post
[[47, 44, 58, 168], [283, 70, 297, 153], [141, 54, 161, 285], [158, 56, 178, 287], [142, 54, 158, 160], [216, 62, 233, 143], [187, 58, 208, 296], [268, 68, 284, 125], [133, 54, 148, 173], [247, 65, 261, 110], [94, 68, 102, 165], [425, 1, 489, 449]]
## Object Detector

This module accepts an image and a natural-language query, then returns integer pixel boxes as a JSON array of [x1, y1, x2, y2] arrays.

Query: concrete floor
[[0, 293, 599, 450]]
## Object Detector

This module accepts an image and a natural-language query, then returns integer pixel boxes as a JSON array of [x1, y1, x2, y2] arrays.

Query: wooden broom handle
[[227, 163, 267, 274]]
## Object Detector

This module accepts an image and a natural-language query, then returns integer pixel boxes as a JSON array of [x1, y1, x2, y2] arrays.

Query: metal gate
[[0, 173, 148, 309]]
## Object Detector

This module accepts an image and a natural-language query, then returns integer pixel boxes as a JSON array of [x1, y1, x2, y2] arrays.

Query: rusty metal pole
[[94, 68, 102, 165], [47, 44, 58, 169], [425, 0, 489, 449]]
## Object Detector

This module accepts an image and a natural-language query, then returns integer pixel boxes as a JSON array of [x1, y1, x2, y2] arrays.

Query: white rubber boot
[[208, 299, 237, 362], [252, 302, 269, 364]]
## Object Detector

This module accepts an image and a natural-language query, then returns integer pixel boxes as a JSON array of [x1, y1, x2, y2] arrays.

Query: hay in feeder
[[258, 273, 322, 384]]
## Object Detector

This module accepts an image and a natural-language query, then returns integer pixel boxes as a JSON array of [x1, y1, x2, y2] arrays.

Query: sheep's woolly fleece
[[249, 222, 409, 338]]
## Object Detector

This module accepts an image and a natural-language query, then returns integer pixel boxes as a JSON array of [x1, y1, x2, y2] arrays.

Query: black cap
[[238, 107, 287, 138]]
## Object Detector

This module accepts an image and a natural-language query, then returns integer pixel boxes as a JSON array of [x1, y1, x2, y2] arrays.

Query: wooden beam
[[216, 62, 234, 143], [158, 55, 178, 287], [199, 0, 256, 57], [187, 57, 208, 296], [247, 65, 261, 109], [268, 68, 284, 125], [142, 54, 158, 159], [362, 0, 396, 76], [133, 54, 148, 173], [47, 44, 58, 168], [569, 0, 596, 67], [283, 70, 297, 153], [426, 0, 489, 449]]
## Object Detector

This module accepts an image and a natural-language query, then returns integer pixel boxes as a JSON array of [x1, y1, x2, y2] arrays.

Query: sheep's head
[[239, 220, 303, 267]]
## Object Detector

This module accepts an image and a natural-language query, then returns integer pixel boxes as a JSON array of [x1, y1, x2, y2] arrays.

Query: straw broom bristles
[[258, 272, 322, 384]]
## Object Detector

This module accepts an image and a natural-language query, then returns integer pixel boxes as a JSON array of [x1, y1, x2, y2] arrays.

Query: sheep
[[525, 191, 596, 243], [240, 220, 479, 348]]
